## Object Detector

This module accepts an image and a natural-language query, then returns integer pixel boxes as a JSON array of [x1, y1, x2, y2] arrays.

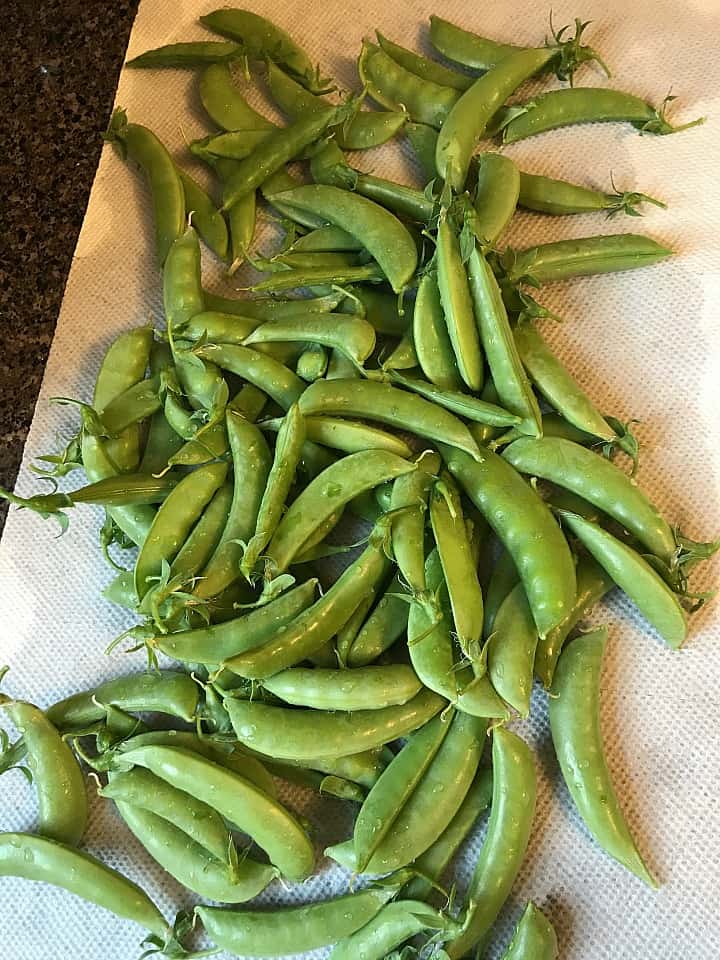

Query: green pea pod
[[500, 902, 559, 960], [227, 190, 257, 271], [413, 271, 462, 390], [1, 474, 176, 520], [377, 31, 474, 90], [244, 312, 376, 365], [429, 15, 523, 70], [347, 571, 411, 667], [197, 343, 304, 410], [178, 169, 228, 260], [203, 291, 342, 319], [296, 345, 328, 381], [351, 285, 409, 336], [262, 416, 413, 458], [505, 234, 673, 284], [472, 152, 520, 248], [250, 262, 386, 292], [191, 129, 274, 162], [390, 372, 521, 428], [163, 226, 204, 330], [331, 899, 457, 960], [98, 377, 161, 435], [445, 727, 536, 958], [291, 224, 363, 252], [266, 750, 389, 791], [483, 548, 520, 639], [335, 565, 391, 667], [262, 664, 421, 711], [437, 218, 484, 391], [389, 452, 441, 601], [126, 40, 242, 68], [406, 121, 439, 180], [487, 582, 538, 717], [518, 171, 664, 217], [180, 310, 258, 345], [199, 61, 276, 132], [168, 382, 266, 468], [550, 628, 658, 886]]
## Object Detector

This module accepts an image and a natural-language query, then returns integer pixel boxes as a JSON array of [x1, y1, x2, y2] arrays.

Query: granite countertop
[[0, 0, 140, 532]]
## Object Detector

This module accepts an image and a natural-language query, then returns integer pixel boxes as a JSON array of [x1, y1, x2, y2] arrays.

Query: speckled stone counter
[[0, 1, 140, 530]]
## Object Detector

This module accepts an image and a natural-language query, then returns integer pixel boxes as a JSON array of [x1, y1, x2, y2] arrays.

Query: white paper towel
[[1, 1, 719, 957]]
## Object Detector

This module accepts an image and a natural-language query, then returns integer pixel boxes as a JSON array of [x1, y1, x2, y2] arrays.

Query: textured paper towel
[[1, 0, 719, 957]]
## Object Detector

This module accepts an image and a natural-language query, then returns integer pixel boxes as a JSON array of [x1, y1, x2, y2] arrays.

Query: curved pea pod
[[429, 14, 524, 70], [126, 39, 242, 68], [331, 899, 457, 960], [195, 882, 401, 958], [501, 902, 558, 960], [267, 749, 390, 792], [271, 184, 418, 293], [316, 164, 434, 222], [392, 372, 521, 428], [436, 218, 484, 391], [197, 343, 304, 411], [440, 444, 576, 638], [503, 436, 676, 563], [389, 451, 440, 600], [198, 64, 275, 132], [406, 121, 439, 179], [296, 345, 328, 381], [557, 511, 687, 648], [191, 129, 274, 163], [359, 40, 459, 130], [262, 664, 422, 711], [177, 169, 228, 260], [550, 628, 658, 886], [377, 31, 474, 91], [487, 582, 538, 717], [179, 310, 258, 346], [445, 727, 537, 959], [472, 152, 520, 248], [413, 271, 462, 390], [299, 379, 481, 459], [244, 312, 376, 366], [334, 560, 392, 667], [436, 48, 553, 191], [225, 688, 446, 761], [262, 415, 413, 458], [118, 744, 314, 880], [291, 224, 363, 253], [103, 108, 184, 264], [518, 171, 665, 218], [347, 571, 411, 667]]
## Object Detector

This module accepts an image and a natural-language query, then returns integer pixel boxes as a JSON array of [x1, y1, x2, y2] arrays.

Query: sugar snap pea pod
[[347, 572, 411, 667], [196, 343, 304, 413], [390, 372, 521, 428], [168, 382, 266, 468], [244, 312, 376, 365], [0, 696, 87, 846], [296, 344, 328, 381], [0, 833, 171, 941], [413, 271, 462, 390], [330, 900, 457, 960], [377, 31, 473, 91], [390, 452, 440, 601], [335, 568, 390, 667], [359, 41, 459, 130], [178, 169, 228, 260], [436, 217, 484, 390], [199, 60, 275, 132], [487, 582, 538, 717], [196, 882, 402, 958], [103, 108, 184, 264], [445, 726, 536, 958], [126, 39, 242, 68], [262, 415, 413, 458], [550, 628, 658, 885], [191, 129, 273, 163], [345, 285, 408, 335], [0, 474, 176, 521], [314, 155, 435, 222], [300, 379, 481, 459], [119, 744, 313, 880], [406, 121, 438, 179], [204, 291, 342, 319], [262, 664, 421, 710], [472, 152, 520, 248], [226, 688, 446, 761], [518, 171, 665, 217], [98, 377, 161, 434], [140, 343, 184, 473], [502, 88, 702, 143], [264, 760, 365, 802], [382, 331, 417, 372], [558, 511, 687, 647], [272, 184, 418, 293], [264, 451, 414, 576], [501, 902, 559, 960], [429, 15, 523, 70], [226, 189, 257, 271], [535, 555, 613, 688], [467, 247, 542, 437], [484, 548, 520, 639], [505, 234, 673, 284], [503, 436, 676, 562], [163, 225, 204, 330], [439, 444, 576, 638], [436, 48, 553, 191], [265, 749, 390, 791], [180, 310, 258, 345], [292, 224, 363, 253], [251, 262, 385, 292]]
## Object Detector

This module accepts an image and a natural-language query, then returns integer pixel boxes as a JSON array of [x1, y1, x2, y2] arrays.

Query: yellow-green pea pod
[[177, 168, 228, 260], [198, 62, 276, 133], [244, 312, 376, 366], [336, 564, 392, 667], [487, 582, 538, 717], [436, 217, 484, 391], [413, 271, 462, 390], [179, 310, 258, 345], [550, 628, 658, 886], [296, 345, 328, 381], [382, 331, 418, 372], [168, 382, 266, 468], [390, 452, 441, 600], [262, 664, 422, 711], [471, 152, 520, 248], [500, 902, 558, 960], [330, 899, 458, 960], [347, 571, 411, 667], [262, 416, 413, 459], [291, 224, 363, 253], [196, 343, 305, 410]]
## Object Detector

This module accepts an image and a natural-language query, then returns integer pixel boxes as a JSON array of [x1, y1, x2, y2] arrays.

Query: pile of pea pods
[[1, 8, 717, 959]]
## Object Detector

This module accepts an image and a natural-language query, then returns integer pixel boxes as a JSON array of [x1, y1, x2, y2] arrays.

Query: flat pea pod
[[244, 312, 376, 365], [114, 801, 276, 903], [406, 121, 438, 179], [506, 234, 673, 284], [103, 108, 184, 264], [98, 377, 161, 435], [203, 291, 342, 319], [262, 415, 413, 458], [518, 171, 664, 217], [191, 129, 273, 162], [272, 184, 418, 293], [162, 226, 204, 329], [487, 582, 538, 717], [483, 548, 520, 639], [0, 833, 170, 941], [501, 902, 559, 960], [439, 444, 576, 638], [550, 627, 657, 886], [0, 473, 176, 518], [359, 41, 459, 130], [429, 15, 522, 70], [413, 271, 461, 390], [199, 61, 276, 132], [445, 726, 537, 959], [503, 436, 676, 563], [0, 697, 87, 846], [119, 744, 314, 880], [467, 246, 542, 437], [436, 48, 553, 191], [390, 452, 441, 601], [347, 572, 411, 667], [251, 262, 386, 292], [377, 31, 474, 91], [197, 343, 304, 410], [472, 152, 520, 248], [126, 40, 241, 68], [330, 899, 456, 960], [436, 217, 484, 390], [262, 664, 421, 711], [140, 343, 184, 473], [264, 450, 414, 576], [226, 688, 446, 761], [390, 372, 521, 428], [299, 378, 481, 459], [558, 511, 686, 648], [178, 169, 229, 260], [133, 461, 227, 598], [195, 883, 400, 958]]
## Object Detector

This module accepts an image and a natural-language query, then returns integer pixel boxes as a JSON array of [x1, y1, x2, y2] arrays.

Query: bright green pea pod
[[125, 40, 242, 68], [227, 189, 257, 272], [501, 902, 559, 959], [377, 31, 473, 90], [163, 226, 204, 329], [168, 382, 266, 468], [550, 628, 658, 886], [472, 152, 520, 248], [436, 218, 484, 391], [350, 285, 408, 335], [330, 900, 457, 960], [291, 224, 363, 253], [518, 171, 665, 217], [191, 129, 272, 163], [505, 234, 673, 284], [413, 271, 462, 390], [204, 291, 342, 319], [197, 343, 304, 410], [199, 62, 276, 132], [103, 109, 184, 265], [163, 482, 233, 589], [347, 572, 411, 667], [335, 568, 390, 667], [406, 121, 438, 179], [244, 312, 376, 366], [177, 169, 228, 260], [389, 372, 521, 427], [390, 452, 440, 601], [179, 310, 258, 345], [262, 416, 413, 458], [487, 582, 538, 717], [0, 474, 176, 521], [267, 749, 389, 791], [250, 262, 386, 292], [429, 15, 523, 70], [99, 377, 161, 434], [262, 664, 422, 711], [436, 48, 553, 191], [445, 727, 536, 958], [557, 511, 687, 648]]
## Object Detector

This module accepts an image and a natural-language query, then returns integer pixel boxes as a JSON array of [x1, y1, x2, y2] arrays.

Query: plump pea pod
[[347, 572, 411, 667], [0, 697, 87, 846], [291, 225, 363, 252], [330, 899, 457, 960], [503, 436, 676, 563], [558, 511, 687, 647], [0, 833, 171, 942], [467, 247, 542, 437], [429, 15, 524, 70], [226, 688, 446, 761], [550, 628, 658, 886], [197, 343, 304, 410], [406, 121, 439, 179], [390, 372, 521, 428], [413, 271, 462, 390], [262, 749, 390, 791], [140, 343, 184, 473], [472, 152, 520, 248], [445, 726, 537, 958], [157, 482, 233, 592], [195, 882, 402, 958], [487, 582, 538, 717], [518, 171, 665, 217], [436, 218, 484, 390], [178, 169, 229, 260], [103, 108, 184, 264], [439, 444, 576, 638], [296, 345, 328, 381], [119, 744, 314, 880], [535, 555, 613, 688], [359, 40, 459, 129], [244, 312, 376, 365], [180, 310, 258, 345], [191, 129, 273, 162], [505, 234, 673, 284], [389, 451, 440, 600], [97, 376, 161, 434], [163, 225, 204, 329], [377, 31, 473, 91], [262, 415, 413, 458], [299, 378, 481, 459], [501, 902, 559, 960], [483, 548, 520, 639], [262, 665, 422, 711], [334, 572, 390, 667], [436, 48, 554, 191], [272, 184, 418, 293], [226, 189, 257, 272], [126, 39, 242, 68]]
